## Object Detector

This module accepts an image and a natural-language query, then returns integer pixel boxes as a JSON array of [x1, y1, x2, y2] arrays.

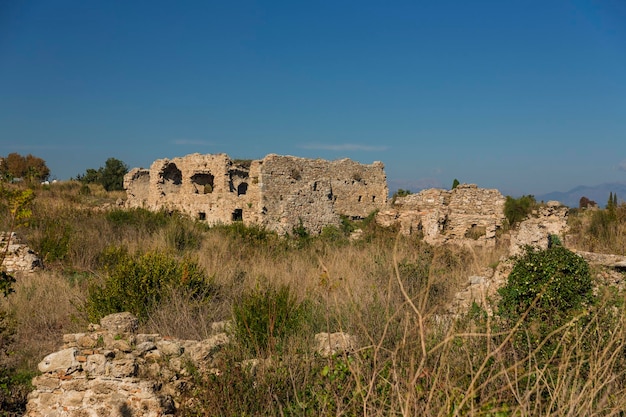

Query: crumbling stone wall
[[377, 184, 507, 246], [508, 201, 569, 256], [124, 153, 388, 234], [26, 312, 231, 417], [258, 155, 388, 234], [26, 312, 358, 416], [1, 232, 42, 273]]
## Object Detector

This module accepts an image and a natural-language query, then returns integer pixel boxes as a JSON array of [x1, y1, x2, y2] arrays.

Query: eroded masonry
[[124, 153, 388, 234]]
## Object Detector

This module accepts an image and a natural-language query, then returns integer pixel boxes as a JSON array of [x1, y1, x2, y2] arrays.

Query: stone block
[[38, 348, 81, 374]]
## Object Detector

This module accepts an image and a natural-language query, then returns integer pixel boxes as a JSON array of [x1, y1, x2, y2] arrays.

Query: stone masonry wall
[[26, 312, 359, 417], [124, 153, 388, 235], [1, 232, 42, 273], [258, 155, 388, 234], [376, 184, 506, 246], [26, 312, 231, 417]]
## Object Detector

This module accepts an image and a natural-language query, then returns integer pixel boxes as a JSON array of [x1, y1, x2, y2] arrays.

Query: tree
[[451, 179, 460, 189], [76, 158, 128, 191], [608, 192, 615, 210], [100, 158, 128, 191], [0, 153, 49, 182], [579, 196, 597, 209]]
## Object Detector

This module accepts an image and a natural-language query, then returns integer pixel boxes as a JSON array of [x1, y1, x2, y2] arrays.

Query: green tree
[[451, 178, 460, 189], [76, 158, 128, 191], [76, 168, 100, 184], [100, 158, 128, 191]]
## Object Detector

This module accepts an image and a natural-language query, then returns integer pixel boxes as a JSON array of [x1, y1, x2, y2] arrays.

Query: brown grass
[[2, 183, 626, 415]]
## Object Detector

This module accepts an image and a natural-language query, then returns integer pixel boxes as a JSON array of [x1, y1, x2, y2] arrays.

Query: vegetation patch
[[85, 247, 216, 322]]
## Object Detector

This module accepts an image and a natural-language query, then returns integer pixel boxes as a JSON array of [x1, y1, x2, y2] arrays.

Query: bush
[[165, 217, 207, 252], [85, 248, 215, 322], [105, 208, 170, 233], [232, 284, 311, 356], [497, 245, 593, 355], [504, 195, 536, 227]]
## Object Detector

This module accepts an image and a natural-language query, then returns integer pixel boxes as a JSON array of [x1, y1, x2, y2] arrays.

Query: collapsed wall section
[[257, 155, 388, 234], [377, 184, 506, 246]]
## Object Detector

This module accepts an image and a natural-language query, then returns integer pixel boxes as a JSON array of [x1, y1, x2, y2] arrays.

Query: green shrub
[[232, 284, 311, 356], [105, 208, 170, 233], [36, 221, 72, 263], [497, 245, 593, 355], [504, 195, 536, 227], [78, 184, 91, 195], [85, 247, 215, 322], [216, 222, 275, 243], [165, 217, 206, 252], [0, 367, 34, 416]]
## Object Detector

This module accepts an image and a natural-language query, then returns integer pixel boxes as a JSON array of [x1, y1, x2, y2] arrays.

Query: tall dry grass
[[2, 182, 626, 415]]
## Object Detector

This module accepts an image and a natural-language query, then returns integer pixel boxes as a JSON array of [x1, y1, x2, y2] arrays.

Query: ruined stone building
[[124, 153, 388, 234], [376, 184, 507, 246]]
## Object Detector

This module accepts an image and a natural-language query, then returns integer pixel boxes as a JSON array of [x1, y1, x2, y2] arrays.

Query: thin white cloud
[[619, 159, 626, 172], [172, 139, 212, 146], [299, 143, 388, 152]]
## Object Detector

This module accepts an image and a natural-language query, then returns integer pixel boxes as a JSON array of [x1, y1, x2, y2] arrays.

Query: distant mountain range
[[536, 182, 626, 208]]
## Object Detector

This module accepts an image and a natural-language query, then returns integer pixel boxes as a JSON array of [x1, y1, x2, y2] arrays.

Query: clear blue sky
[[1, 0, 625, 196]]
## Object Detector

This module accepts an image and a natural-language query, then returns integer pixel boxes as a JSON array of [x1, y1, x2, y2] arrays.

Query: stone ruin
[[0, 232, 43, 273], [376, 184, 507, 246], [26, 312, 229, 417], [26, 312, 357, 417], [124, 153, 388, 235]]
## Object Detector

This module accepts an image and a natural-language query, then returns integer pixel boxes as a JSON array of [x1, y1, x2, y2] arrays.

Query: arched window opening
[[191, 173, 215, 194], [160, 163, 182, 193]]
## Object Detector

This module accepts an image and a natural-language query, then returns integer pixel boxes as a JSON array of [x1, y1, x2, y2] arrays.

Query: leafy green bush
[[497, 245, 593, 355], [216, 222, 275, 243], [504, 195, 536, 227], [36, 220, 72, 263], [105, 208, 170, 233], [85, 247, 215, 322], [165, 217, 207, 252], [232, 284, 311, 356]]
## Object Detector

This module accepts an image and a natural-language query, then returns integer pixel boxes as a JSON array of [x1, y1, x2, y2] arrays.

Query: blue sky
[[1, 0, 625, 196]]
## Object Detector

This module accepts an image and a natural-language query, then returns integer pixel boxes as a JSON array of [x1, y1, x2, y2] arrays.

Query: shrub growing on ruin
[[503, 195, 536, 227], [85, 247, 215, 322], [497, 245, 593, 358]]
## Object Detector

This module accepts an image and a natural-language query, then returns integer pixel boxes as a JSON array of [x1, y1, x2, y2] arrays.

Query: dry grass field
[[2, 182, 626, 416]]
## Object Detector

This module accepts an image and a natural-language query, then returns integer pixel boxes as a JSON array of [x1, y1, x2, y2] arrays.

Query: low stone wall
[[26, 313, 230, 417], [26, 313, 358, 416], [0, 232, 42, 273]]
